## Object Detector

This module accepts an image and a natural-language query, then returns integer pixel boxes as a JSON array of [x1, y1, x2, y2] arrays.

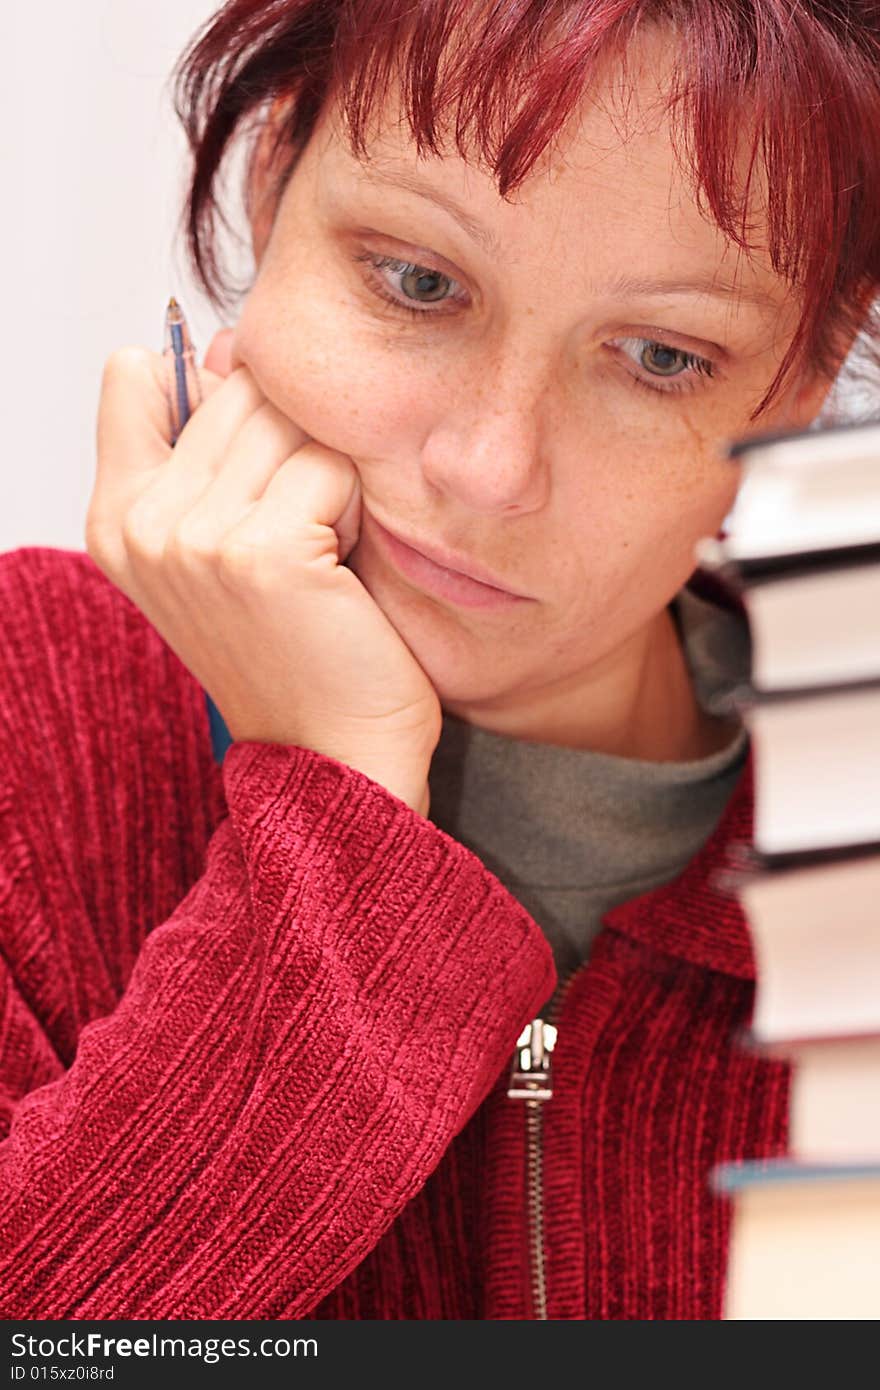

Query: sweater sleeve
[[0, 547, 556, 1319]]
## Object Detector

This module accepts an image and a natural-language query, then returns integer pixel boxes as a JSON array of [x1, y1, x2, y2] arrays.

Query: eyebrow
[[351, 163, 504, 258], [349, 164, 781, 314], [601, 272, 781, 314]]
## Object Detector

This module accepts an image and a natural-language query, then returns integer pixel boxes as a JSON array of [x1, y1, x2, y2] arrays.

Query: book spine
[[716, 671, 880, 711], [712, 1158, 880, 1194], [710, 838, 880, 893], [735, 1024, 880, 1056], [725, 417, 880, 461], [693, 537, 880, 587]]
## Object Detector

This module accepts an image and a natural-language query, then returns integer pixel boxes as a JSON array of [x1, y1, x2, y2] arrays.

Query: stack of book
[[694, 418, 880, 1320]]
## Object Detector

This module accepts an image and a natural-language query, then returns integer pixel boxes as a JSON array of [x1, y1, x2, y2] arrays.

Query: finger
[[92, 347, 192, 550], [92, 354, 266, 563], [130, 365, 270, 529], [166, 363, 265, 474], [334, 480, 363, 563], [95, 347, 177, 482], [203, 328, 236, 377], [220, 442, 362, 572], [169, 401, 310, 549], [95, 347, 233, 488]]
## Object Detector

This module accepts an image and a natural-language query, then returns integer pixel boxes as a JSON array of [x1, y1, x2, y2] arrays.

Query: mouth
[[365, 513, 534, 612]]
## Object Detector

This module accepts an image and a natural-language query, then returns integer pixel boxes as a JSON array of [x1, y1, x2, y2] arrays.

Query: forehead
[[308, 26, 787, 312]]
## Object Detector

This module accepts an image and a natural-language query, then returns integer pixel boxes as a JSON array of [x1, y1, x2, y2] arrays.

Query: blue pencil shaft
[[169, 321, 191, 434], [162, 297, 231, 764]]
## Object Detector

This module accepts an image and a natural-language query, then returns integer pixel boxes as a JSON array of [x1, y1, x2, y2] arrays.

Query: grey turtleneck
[[426, 585, 751, 981]]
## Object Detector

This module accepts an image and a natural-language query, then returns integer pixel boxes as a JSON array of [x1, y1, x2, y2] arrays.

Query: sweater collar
[[601, 707, 756, 980]]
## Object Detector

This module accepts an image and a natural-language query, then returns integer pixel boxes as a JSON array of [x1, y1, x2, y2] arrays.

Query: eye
[[352, 251, 467, 317], [611, 336, 715, 394], [642, 342, 687, 375]]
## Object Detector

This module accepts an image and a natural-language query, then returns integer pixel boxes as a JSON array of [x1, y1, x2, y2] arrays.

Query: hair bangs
[[171, 0, 880, 417]]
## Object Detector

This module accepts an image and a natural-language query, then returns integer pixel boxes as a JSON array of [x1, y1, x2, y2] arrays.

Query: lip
[[367, 514, 532, 610]]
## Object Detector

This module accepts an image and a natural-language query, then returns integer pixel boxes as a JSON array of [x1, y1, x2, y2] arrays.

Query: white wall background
[[2, 3, 876, 556], [1, 0, 248, 554]]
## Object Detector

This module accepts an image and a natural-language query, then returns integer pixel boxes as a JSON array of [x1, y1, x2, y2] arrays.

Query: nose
[[419, 357, 552, 514]]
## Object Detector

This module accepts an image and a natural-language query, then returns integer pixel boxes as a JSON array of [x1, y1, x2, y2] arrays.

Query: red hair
[[169, 0, 880, 417]]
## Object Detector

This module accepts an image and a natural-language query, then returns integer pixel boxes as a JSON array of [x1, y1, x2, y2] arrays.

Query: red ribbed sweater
[[0, 546, 788, 1320]]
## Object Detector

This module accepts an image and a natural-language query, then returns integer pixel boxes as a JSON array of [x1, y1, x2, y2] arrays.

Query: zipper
[[507, 963, 586, 1319]]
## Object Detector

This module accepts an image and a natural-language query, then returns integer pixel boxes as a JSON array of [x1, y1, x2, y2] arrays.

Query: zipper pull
[[507, 1018, 558, 1102]]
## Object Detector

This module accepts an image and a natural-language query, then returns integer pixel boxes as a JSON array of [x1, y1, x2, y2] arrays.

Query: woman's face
[[231, 33, 832, 747]]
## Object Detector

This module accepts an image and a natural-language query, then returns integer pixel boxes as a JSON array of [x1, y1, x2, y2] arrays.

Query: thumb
[[336, 469, 363, 564], [202, 328, 236, 377]]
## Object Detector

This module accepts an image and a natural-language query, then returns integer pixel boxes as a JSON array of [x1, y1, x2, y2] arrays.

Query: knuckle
[[101, 345, 152, 385], [313, 440, 347, 467], [259, 400, 308, 448], [216, 535, 262, 585], [121, 495, 164, 556], [84, 509, 107, 565], [167, 515, 217, 565]]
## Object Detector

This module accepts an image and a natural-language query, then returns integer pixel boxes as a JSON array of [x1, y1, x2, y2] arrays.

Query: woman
[[1, 0, 878, 1319]]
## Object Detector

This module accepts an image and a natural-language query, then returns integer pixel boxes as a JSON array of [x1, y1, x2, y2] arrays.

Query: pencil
[[163, 295, 203, 445], [161, 296, 232, 765]]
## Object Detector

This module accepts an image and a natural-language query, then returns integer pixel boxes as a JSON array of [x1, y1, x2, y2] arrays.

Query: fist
[[86, 342, 442, 814]]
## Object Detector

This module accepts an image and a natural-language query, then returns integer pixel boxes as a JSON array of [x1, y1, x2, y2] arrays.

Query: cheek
[[636, 460, 740, 571], [602, 395, 740, 537], [620, 466, 740, 597], [669, 403, 742, 536], [563, 427, 740, 606], [232, 274, 430, 464]]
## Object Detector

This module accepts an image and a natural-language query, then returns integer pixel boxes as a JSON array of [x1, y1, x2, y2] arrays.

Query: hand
[[86, 330, 441, 814]]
